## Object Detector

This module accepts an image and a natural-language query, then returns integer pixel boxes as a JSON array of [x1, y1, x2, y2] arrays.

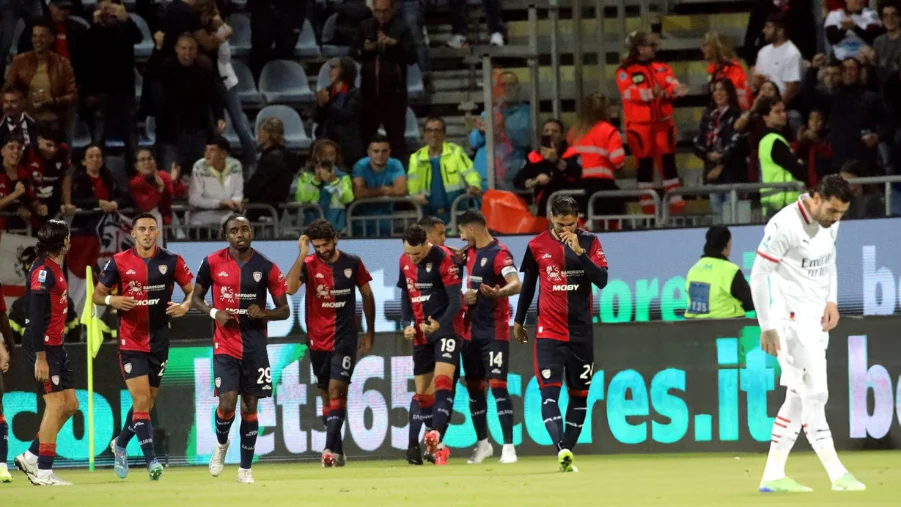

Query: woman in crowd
[[314, 57, 363, 166], [128, 148, 186, 233], [735, 81, 793, 182], [245, 117, 296, 210], [693, 78, 747, 215], [702, 32, 751, 110]]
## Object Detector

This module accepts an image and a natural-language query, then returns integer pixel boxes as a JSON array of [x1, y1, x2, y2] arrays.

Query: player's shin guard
[[325, 398, 347, 452], [490, 380, 514, 445], [432, 375, 454, 438], [132, 412, 156, 466], [116, 407, 135, 448], [762, 389, 802, 481], [562, 390, 588, 451], [539, 385, 564, 451], [215, 408, 235, 445], [0, 416, 8, 464], [239, 412, 259, 470], [468, 381, 488, 442], [37, 443, 55, 472], [408, 395, 422, 447], [801, 391, 848, 482]]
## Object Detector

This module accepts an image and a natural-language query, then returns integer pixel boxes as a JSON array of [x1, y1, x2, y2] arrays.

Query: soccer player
[[0, 281, 12, 483], [418, 215, 447, 247], [192, 214, 289, 484], [513, 195, 608, 473], [398, 224, 465, 465], [752, 175, 865, 493], [457, 209, 521, 464], [94, 212, 195, 480], [285, 219, 376, 467], [14, 220, 77, 486]]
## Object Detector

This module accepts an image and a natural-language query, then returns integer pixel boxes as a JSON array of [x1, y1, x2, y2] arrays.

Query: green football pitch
[[3, 451, 900, 506]]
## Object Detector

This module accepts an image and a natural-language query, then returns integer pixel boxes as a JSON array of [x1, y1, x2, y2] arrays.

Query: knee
[[131, 392, 152, 412], [240, 396, 259, 415], [488, 379, 508, 394], [434, 374, 453, 392], [66, 397, 80, 417], [328, 385, 346, 403], [466, 379, 486, 399], [218, 396, 238, 415]]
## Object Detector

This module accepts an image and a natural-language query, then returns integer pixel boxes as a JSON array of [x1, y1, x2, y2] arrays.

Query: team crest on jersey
[[425, 263, 433, 273], [545, 265, 562, 282], [541, 369, 551, 379], [215, 377, 222, 388], [124, 363, 132, 374], [159, 265, 168, 275], [316, 284, 331, 299], [51, 375, 60, 385], [253, 271, 262, 282], [344, 268, 352, 278], [480, 258, 487, 267]]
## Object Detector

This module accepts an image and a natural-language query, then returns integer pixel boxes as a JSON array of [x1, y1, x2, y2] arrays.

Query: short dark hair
[[1, 84, 25, 97], [369, 133, 390, 146], [457, 209, 487, 227], [1, 134, 25, 149], [36, 219, 70, 258], [132, 212, 159, 225], [36, 122, 63, 144], [765, 12, 786, 32], [755, 96, 783, 117], [403, 224, 428, 246], [222, 213, 249, 236], [31, 19, 54, 35], [208, 136, 230, 152], [306, 219, 337, 241], [423, 116, 446, 131], [813, 174, 853, 203], [879, 0, 900, 16], [703, 225, 731, 257], [417, 216, 445, 230], [839, 159, 867, 177], [550, 194, 579, 217], [543, 118, 565, 133]]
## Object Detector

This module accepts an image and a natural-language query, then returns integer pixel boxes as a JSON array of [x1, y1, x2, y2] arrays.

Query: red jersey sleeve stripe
[[756, 250, 780, 263]]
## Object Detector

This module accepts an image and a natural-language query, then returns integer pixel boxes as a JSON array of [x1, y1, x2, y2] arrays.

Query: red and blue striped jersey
[[397, 245, 465, 345], [464, 239, 517, 341], [23, 257, 68, 350], [301, 252, 372, 351], [99, 247, 194, 352]]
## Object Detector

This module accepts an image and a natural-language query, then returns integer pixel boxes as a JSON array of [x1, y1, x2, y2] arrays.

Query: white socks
[[801, 391, 848, 482], [37, 469, 52, 479], [24, 451, 38, 465], [762, 389, 802, 481]]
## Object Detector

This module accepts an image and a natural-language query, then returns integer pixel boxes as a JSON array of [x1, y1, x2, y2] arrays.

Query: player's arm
[[27, 270, 53, 381], [750, 225, 794, 355], [823, 245, 839, 331], [356, 261, 376, 352], [481, 250, 521, 299], [166, 256, 196, 318], [192, 258, 234, 328], [425, 255, 463, 334], [729, 270, 755, 312], [94, 258, 136, 311], [513, 247, 538, 325], [569, 235, 609, 289], [286, 235, 311, 296]]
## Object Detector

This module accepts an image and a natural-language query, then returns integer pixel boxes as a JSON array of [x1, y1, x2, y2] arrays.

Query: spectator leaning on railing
[[296, 159, 354, 233], [1, 85, 36, 147], [756, 97, 806, 215], [129, 148, 186, 229], [188, 136, 243, 227], [408, 117, 481, 224], [314, 57, 364, 167], [351, 133, 408, 236], [67, 144, 128, 222]]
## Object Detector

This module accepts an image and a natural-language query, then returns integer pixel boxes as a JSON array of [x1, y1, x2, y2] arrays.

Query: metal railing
[[448, 194, 482, 234], [169, 203, 279, 240], [661, 182, 808, 226], [588, 189, 660, 229], [279, 202, 325, 237], [0, 211, 33, 236], [846, 175, 901, 216], [345, 197, 423, 238]]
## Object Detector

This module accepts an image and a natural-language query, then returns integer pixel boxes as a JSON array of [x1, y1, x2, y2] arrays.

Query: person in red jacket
[[702, 32, 752, 110], [617, 32, 689, 214], [128, 148, 186, 231]]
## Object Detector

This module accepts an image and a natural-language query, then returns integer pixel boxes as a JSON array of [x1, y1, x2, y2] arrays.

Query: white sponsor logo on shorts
[[51, 375, 60, 385]]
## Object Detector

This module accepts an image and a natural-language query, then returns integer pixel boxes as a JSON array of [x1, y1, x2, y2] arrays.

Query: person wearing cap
[[684, 225, 754, 319]]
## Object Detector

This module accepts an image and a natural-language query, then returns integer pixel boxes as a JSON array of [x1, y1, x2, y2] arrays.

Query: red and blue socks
[[468, 381, 489, 442], [432, 375, 455, 438], [239, 412, 258, 470], [0, 415, 7, 465], [132, 411, 155, 466], [325, 398, 346, 453], [37, 443, 55, 473], [409, 394, 434, 447], [563, 390, 588, 451], [490, 380, 515, 445], [215, 408, 235, 446], [540, 385, 564, 451], [116, 408, 135, 449]]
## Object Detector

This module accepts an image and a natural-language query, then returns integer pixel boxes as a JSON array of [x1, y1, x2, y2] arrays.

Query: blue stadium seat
[[255, 105, 311, 150], [229, 13, 251, 57], [72, 115, 91, 149], [315, 60, 361, 91], [232, 60, 263, 105], [295, 19, 321, 58], [259, 60, 314, 103], [408, 64, 424, 99], [405, 107, 421, 146], [321, 13, 350, 57], [69, 16, 90, 30], [131, 14, 154, 58], [8, 19, 25, 57]]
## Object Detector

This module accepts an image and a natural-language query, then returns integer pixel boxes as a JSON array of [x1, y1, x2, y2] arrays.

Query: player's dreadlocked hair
[[35, 219, 70, 259], [550, 194, 580, 218], [813, 174, 853, 204], [403, 225, 428, 246], [306, 219, 337, 241]]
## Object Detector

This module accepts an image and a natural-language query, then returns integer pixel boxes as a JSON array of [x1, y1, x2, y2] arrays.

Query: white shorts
[[777, 320, 829, 396]]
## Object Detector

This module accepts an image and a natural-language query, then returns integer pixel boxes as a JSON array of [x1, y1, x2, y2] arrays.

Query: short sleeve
[[824, 10, 842, 29], [756, 223, 795, 264], [98, 257, 120, 289], [195, 257, 212, 288], [30, 266, 53, 293], [494, 249, 518, 279], [174, 255, 194, 287], [356, 259, 373, 287], [782, 50, 802, 83], [268, 264, 287, 298], [388, 160, 406, 182], [520, 246, 537, 275], [351, 159, 366, 179], [588, 236, 608, 268], [440, 251, 462, 287]]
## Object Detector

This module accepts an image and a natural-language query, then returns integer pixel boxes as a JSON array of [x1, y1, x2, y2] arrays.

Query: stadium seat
[[140, 117, 156, 147], [315, 60, 361, 91], [131, 14, 154, 58], [222, 111, 250, 148], [106, 155, 129, 191], [256, 105, 311, 150], [295, 19, 321, 58], [404, 107, 421, 146], [229, 13, 251, 57], [321, 13, 350, 57], [69, 16, 90, 29], [232, 60, 263, 105], [8, 19, 25, 57], [408, 64, 424, 99], [72, 116, 92, 149], [134, 67, 143, 100], [259, 60, 314, 103]]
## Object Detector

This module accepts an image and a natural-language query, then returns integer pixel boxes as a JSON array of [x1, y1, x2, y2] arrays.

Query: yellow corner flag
[[81, 269, 102, 359]]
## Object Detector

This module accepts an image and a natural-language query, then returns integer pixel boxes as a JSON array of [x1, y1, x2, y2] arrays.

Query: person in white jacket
[[188, 136, 243, 229]]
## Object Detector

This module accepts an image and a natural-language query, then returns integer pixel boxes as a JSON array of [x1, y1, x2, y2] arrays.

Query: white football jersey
[[754, 196, 838, 327]]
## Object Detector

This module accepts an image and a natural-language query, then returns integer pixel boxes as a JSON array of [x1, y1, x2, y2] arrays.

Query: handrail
[[548, 0, 561, 117], [845, 175, 901, 216], [661, 182, 807, 225], [345, 197, 423, 237], [587, 189, 660, 228], [545, 189, 586, 218]]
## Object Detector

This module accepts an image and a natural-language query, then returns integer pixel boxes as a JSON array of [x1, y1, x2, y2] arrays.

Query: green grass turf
[[2, 451, 900, 506]]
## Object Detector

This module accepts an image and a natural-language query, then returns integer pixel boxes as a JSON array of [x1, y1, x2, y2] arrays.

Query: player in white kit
[[750, 175, 865, 493]]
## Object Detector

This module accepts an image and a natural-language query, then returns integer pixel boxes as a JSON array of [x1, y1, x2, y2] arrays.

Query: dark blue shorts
[[534, 339, 594, 392], [119, 348, 170, 388], [462, 339, 509, 381], [310, 338, 357, 391], [25, 346, 74, 396], [413, 335, 461, 376], [213, 352, 272, 398]]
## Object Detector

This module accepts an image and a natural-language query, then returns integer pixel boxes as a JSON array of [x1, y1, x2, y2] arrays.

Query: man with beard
[[285, 219, 376, 467], [25, 123, 74, 225]]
